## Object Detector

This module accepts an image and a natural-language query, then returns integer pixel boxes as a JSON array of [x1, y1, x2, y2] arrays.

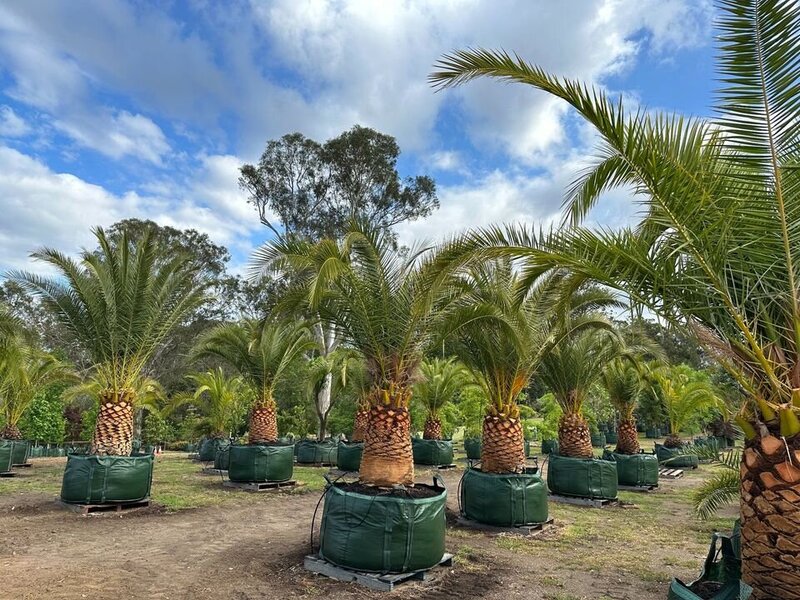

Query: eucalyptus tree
[[191, 319, 317, 444], [256, 222, 444, 486], [430, 0, 800, 594], [10, 227, 206, 455]]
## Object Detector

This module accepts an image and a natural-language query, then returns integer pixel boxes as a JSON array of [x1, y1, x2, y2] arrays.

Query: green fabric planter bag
[[336, 442, 362, 472], [646, 428, 661, 439], [295, 439, 338, 464], [412, 439, 454, 466], [0, 440, 15, 472], [318, 481, 447, 573], [464, 438, 481, 460], [547, 453, 618, 500], [214, 440, 232, 470], [541, 439, 559, 455], [11, 440, 30, 466], [60, 454, 154, 504], [198, 437, 226, 461], [228, 444, 294, 482], [590, 433, 607, 448], [655, 444, 700, 468], [460, 468, 548, 527], [605, 431, 618, 445], [602, 450, 659, 487], [524, 439, 533, 457]]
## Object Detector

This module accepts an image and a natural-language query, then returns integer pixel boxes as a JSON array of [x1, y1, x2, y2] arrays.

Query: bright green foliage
[[19, 384, 68, 443], [602, 360, 646, 422], [693, 449, 742, 520], [142, 411, 175, 446], [647, 365, 722, 438], [413, 358, 471, 421], [167, 369, 246, 438]]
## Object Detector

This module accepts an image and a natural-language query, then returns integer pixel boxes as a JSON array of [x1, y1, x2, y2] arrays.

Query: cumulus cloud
[[0, 105, 28, 137]]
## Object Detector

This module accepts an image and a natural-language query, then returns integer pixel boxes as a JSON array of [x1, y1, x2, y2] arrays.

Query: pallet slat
[[57, 499, 150, 515], [456, 516, 553, 537], [304, 553, 453, 591]]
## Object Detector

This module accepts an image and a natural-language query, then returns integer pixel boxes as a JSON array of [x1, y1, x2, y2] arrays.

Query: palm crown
[[169, 369, 245, 439]]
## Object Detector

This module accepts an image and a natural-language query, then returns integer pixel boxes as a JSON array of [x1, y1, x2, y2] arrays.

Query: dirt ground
[[0, 454, 735, 600]]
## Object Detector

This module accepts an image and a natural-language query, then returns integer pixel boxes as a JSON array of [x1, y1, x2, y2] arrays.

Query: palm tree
[[167, 368, 245, 440], [10, 227, 206, 455], [438, 259, 617, 470], [647, 365, 721, 448], [602, 360, 646, 455], [430, 1, 800, 593], [255, 222, 443, 486], [693, 449, 741, 520], [0, 343, 74, 440], [306, 348, 363, 441], [414, 358, 470, 440], [191, 319, 316, 444]]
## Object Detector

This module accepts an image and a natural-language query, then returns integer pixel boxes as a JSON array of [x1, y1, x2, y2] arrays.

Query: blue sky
[[0, 0, 716, 275]]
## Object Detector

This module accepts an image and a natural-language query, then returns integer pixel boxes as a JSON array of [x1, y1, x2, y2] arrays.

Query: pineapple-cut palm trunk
[[0, 423, 23, 440], [423, 417, 442, 440], [615, 418, 640, 455], [351, 406, 370, 443], [360, 404, 413, 486], [663, 433, 682, 448], [481, 415, 525, 473], [740, 434, 800, 600], [558, 412, 593, 458], [249, 401, 278, 444], [91, 391, 134, 456]]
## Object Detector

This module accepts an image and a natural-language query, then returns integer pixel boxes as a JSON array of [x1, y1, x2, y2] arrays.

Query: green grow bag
[[60, 454, 154, 504], [198, 437, 226, 462], [541, 439, 559, 455], [547, 453, 618, 500], [214, 440, 232, 470], [296, 439, 338, 464], [336, 442, 363, 472], [29, 445, 42, 459], [318, 481, 447, 573], [464, 438, 481, 460], [186, 443, 196, 453], [412, 439, 454, 466], [524, 439, 533, 457], [590, 433, 607, 448], [602, 450, 659, 487], [0, 440, 15, 472], [655, 444, 700, 468], [605, 430, 618, 445], [228, 444, 294, 482], [646, 428, 661, 439], [460, 468, 548, 527], [11, 440, 30, 466]]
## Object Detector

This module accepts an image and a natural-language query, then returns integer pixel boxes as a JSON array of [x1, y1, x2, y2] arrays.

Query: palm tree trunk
[[359, 404, 413, 486], [664, 433, 683, 448], [481, 414, 525, 473], [249, 400, 278, 444], [351, 405, 370, 443], [615, 418, 640, 454], [558, 412, 593, 458], [740, 435, 800, 600], [0, 424, 23, 440], [423, 417, 442, 440], [91, 390, 134, 456]]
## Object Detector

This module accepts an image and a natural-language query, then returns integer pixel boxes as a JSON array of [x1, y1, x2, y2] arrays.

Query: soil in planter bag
[[228, 444, 294, 482], [61, 454, 154, 504], [541, 439, 559, 455], [11, 440, 30, 465], [464, 437, 481, 460], [0, 440, 15, 472], [547, 453, 618, 500], [668, 522, 750, 600], [460, 468, 548, 527], [214, 440, 232, 470], [412, 438, 454, 466], [655, 443, 700, 468], [296, 439, 338, 464], [336, 441, 363, 472], [602, 450, 659, 487], [318, 481, 447, 573]]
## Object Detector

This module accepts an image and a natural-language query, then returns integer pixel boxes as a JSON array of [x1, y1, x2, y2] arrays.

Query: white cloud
[[430, 150, 464, 173], [0, 105, 28, 137]]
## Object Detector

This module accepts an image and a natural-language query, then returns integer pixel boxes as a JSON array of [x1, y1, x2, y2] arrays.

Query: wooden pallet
[[304, 553, 453, 591], [0, 471, 16, 478], [549, 494, 619, 508], [296, 462, 334, 468], [57, 499, 150, 515], [12, 463, 32, 468], [659, 468, 684, 479], [618, 484, 659, 493], [456, 516, 553, 537], [436, 463, 458, 470], [201, 467, 227, 475], [222, 480, 296, 492]]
